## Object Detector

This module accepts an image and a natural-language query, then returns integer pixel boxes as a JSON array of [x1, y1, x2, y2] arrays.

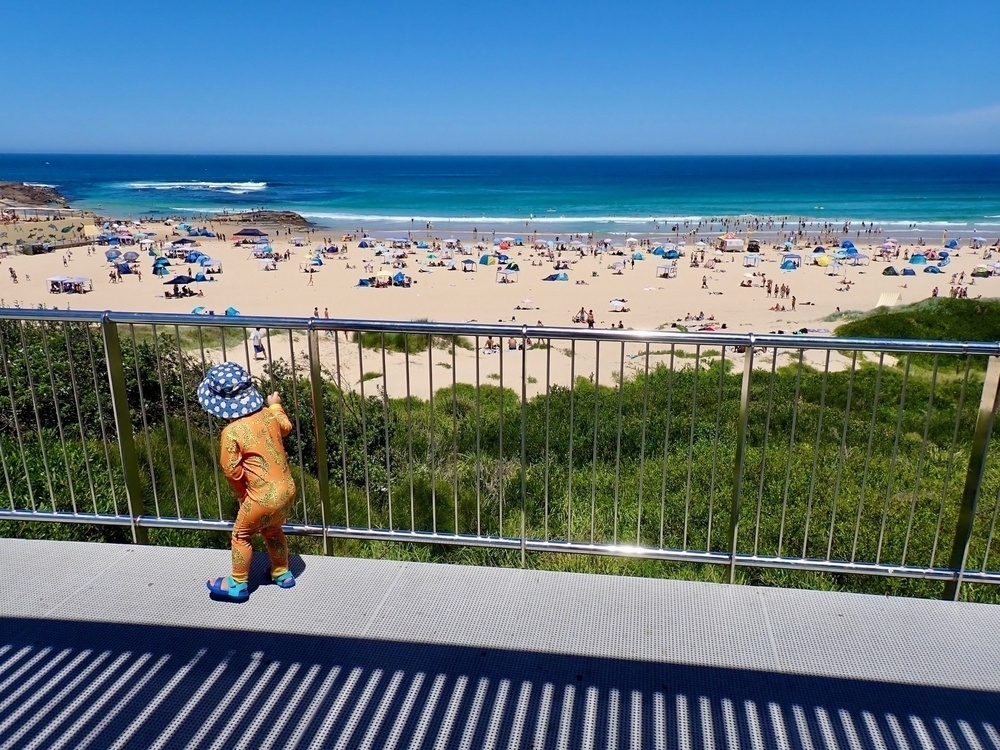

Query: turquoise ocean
[[2, 154, 999, 238]]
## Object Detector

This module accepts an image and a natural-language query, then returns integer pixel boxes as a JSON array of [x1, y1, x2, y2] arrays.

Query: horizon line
[[2, 152, 1000, 159]]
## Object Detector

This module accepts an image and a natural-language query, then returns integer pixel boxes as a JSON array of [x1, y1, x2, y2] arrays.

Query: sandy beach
[[2, 216, 996, 397]]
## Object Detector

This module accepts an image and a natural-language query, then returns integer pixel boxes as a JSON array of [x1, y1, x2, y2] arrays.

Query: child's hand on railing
[[267, 392, 282, 407]]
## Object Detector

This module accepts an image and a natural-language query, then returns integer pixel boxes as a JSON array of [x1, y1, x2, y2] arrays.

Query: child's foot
[[272, 570, 296, 589], [206, 575, 249, 602]]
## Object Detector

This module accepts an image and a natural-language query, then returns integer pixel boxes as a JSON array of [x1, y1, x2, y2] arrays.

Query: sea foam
[[122, 181, 267, 195]]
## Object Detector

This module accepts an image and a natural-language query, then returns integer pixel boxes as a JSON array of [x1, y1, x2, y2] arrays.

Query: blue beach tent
[[652, 246, 666, 257], [115, 262, 133, 274], [542, 272, 569, 281], [224, 307, 240, 316], [664, 249, 680, 259], [923, 266, 942, 274], [198, 256, 215, 267], [357, 278, 371, 287], [901, 267, 916, 276], [632, 252, 644, 260], [841, 240, 856, 250], [909, 254, 927, 265], [393, 271, 406, 285], [945, 239, 959, 249], [780, 260, 798, 271]]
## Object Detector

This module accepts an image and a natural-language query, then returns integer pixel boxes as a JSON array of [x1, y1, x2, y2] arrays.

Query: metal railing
[[2, 309, 1000, 598]]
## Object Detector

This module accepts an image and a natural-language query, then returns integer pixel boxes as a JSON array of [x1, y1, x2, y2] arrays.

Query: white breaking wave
[[299, 212, 705, 225], [24, 182, 56, 188], [121, 181, 267, 195]]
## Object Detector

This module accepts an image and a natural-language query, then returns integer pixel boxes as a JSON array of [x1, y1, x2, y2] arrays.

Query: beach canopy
[[743, 254, 761, 267], [656, 263, 677, 279], [171, 237, 196, 245], [882, 266, 899, 276], [234, 228, 267, 237], [876, 292, 902, 308], [164, 275, 196, 285], [543, 272, 569, 281]]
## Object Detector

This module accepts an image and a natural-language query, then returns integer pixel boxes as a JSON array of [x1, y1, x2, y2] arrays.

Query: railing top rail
[[2, 308, 999, 356]]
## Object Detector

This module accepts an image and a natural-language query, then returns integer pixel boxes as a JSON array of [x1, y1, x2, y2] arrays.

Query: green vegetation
[[351, 324, 474, 354], [2, 311, 1000, 603]]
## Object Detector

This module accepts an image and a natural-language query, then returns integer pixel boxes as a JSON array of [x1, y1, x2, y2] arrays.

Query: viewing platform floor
[[1, 538, 998, 749]]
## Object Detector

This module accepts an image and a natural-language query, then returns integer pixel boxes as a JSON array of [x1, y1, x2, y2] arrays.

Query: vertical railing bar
[[944, 356, 1000, 601], [0, 428, 13, 512], [590, 341, 601, 544], [658, 346, 676, 550], [636, 342, 651, 546], [84, 323, 120, 515], [150, 326, 181, 518], [931, 357, 972, 566], [101, 315, 148, 544], [307, 325, 331, 555], [567, 339, 576, 544], [901, 354, 939, 567], [777, 350, 805, 557], [683, 345, 700, 551], [876, 354, 911, 565], [357, 333, 372, 529], [945, 355, 1000, 600], [334, 332, 351, 528], [173, 324, 202, 521], [706, 346, 726, 551], [382, 333, 394, 532], [612, 341, 625, 545], [129, 323, 163, 518], [452, 336, 459, 536], [543, 338, 552, 541], [475, 336, 482, 536], [825, 351, 858, 561], [427, 334, 437, 534], [753, 352, 779, 557], [801, 349, 831, 560], [980, 485, 1000, 574], [196, 326, 225, 519], [499, 336, 506, 537], [287, 330, 309, 517], [63, 322, 99, 514], [0, 326, 34, 512], [39, 321, 77, 514], [405, 335, 415, 532], [851, 352, 885, 562], [18, 320, 56, 510], [728, 343, 755, 583], [520, 325, 529, 566]]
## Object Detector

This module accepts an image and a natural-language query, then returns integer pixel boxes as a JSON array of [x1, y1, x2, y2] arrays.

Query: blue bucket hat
[[197, 362, 264, 419]]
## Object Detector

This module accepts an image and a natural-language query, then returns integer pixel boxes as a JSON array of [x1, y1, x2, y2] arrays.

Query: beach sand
[[2, 219, 992, 397]]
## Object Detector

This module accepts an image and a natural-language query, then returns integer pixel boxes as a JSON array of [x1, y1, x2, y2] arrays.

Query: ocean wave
[[24, 182, 56, 188], [298, 212, 706, 225], [120, 181, 268, 195]]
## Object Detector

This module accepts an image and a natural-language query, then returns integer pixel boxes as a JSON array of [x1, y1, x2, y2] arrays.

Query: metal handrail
[[1, 309, 998, 599]]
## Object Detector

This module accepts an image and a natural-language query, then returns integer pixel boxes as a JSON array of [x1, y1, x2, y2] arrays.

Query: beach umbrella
[[105, 249, 121, 260]]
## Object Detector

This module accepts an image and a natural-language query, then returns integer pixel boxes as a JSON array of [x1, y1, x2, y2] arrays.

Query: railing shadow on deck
[[1, 614, 998, 750]]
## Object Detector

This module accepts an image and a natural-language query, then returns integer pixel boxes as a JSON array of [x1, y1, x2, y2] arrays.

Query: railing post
[[729, 340, 755, 583], [944, 355, 1000, 600], [520, 324, 528, 567], [308, 325, 332, 555], [100, 315, 148, 545]]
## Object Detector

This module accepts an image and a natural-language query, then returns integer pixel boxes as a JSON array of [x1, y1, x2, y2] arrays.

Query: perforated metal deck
[[1, 538, 998, 749]]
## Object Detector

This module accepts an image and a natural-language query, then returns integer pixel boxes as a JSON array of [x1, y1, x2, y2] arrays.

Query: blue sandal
[[272, 571, 296, 589], [206, 575, 249, 602]]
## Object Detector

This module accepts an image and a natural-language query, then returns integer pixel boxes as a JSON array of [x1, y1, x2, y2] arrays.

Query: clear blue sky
[[4, 0, 999, 155]]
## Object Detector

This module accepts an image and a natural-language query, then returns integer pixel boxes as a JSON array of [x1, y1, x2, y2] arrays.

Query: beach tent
[[945, 239, 959, 249], [923, 266, 942, 274], [392, 272, 407, 285], [882, 266, 899, 276], [875, 292, 902, 308], [909, 254, 927, 265], [416, 241, 429, 249], [632, 252, 644, 261], [813, 247, 827, 254], [496, 268, 518, 284], [652, 246, 666, 257], [357, 278, 372, 287], [479, 254, 496, 266], [841, 240, 856, 250], [543, 272, 569, 281], [164, 275, 196, 285], [506, 262, 520, 272], [225, 307, 240, 316], [814, 254, 832, 267], [461, 259, 477, 272], [198, 256, 215, 267], [191, 306, 207, 315], [901, 267, 916, 276], [938, 257, 951, 268], [514, 237, 524, 246], [781, 253, 801, 267], [115, 262, 133, 274], [233, 228, 267, 238], [972, 264, 990, 278], [656, 263, 677, 279], [743, 254, 761, 267], [291, 237, 307, 247], [609, 299, 628, 312], [185, 252, 204, 263], [358, 240, 375, 248], [779, 260, 798, 271], [664, 249, 680, 260], [194, 272, 211, 282], [625, 237, 640, 247]]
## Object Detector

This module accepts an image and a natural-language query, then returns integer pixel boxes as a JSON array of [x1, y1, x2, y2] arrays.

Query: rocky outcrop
[[211, 210, 313, 228], [0, 182, 69, 207]]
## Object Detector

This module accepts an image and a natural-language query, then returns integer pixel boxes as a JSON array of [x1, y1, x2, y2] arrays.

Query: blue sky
[[3, 0, 999, 154]]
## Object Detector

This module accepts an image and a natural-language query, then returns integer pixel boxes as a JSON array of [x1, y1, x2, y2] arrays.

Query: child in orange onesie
[[199, 362, 297, 602]]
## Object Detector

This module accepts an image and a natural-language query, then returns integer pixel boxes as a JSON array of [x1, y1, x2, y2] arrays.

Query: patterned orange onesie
[[220, 403, 297, 584]]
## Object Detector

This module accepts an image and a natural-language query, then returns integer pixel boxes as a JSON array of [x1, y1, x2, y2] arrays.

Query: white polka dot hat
[[197, 362, 264, 419]]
